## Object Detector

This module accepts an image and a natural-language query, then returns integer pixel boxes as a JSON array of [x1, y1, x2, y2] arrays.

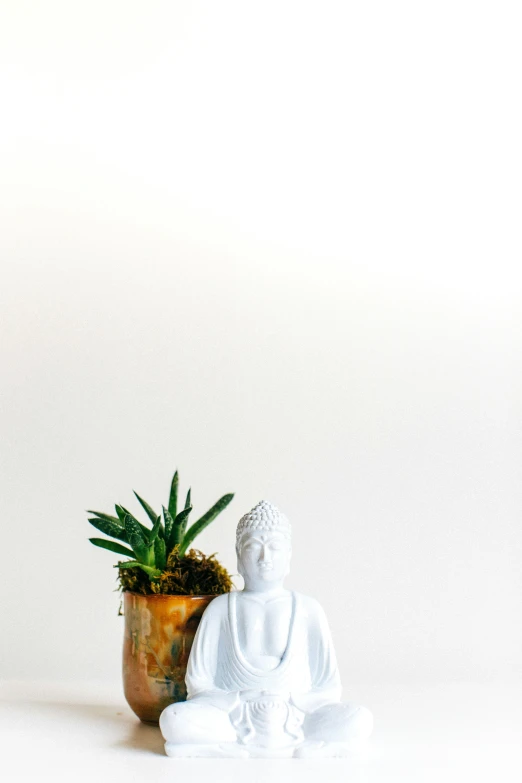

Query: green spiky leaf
[[163, 505, 174, 546], [179, 493, 234, 556], [154, 537, 167, 571], [136, 563, 162, 579], [149, 515, 162, 545], [88, 517, 128, 543], [89, 538, 135, 558], [87, 510, 123, 527], [168, 470, 179, 519], [117, 504, 150, 541], [124, 514, 149, 562], [133, 492, 159, 527], [116, 561, 162, 579], [168, 506, 192, 550], [181, 489, 192, 536]]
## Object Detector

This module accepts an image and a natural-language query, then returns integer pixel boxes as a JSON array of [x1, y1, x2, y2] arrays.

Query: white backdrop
[[1, 1, 520, 691]]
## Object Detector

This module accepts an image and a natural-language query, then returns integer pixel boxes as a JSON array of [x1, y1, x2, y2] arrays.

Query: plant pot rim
[[122, 591, 229, 600]]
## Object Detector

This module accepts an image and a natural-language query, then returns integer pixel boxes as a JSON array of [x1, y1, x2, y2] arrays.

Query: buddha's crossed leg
[[160, 700, 236, 747], [302, 701, 373, 742]]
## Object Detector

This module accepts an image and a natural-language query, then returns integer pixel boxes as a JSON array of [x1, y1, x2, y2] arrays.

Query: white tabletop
[[1, 680, 520, 783]]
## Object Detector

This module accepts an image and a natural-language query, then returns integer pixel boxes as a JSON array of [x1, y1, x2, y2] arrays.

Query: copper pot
[[122, 591, 215, 724]]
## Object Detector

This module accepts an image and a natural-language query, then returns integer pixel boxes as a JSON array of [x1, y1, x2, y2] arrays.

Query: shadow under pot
[[122, 592, 215, 725]]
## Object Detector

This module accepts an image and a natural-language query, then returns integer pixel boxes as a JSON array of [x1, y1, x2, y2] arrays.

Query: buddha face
[[237, 530, 292, 590]]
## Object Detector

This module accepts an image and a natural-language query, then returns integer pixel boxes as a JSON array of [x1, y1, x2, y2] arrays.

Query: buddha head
[[236, 501, 292, 591]]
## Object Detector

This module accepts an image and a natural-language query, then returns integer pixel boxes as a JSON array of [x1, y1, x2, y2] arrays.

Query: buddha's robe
[[160, 590, 373, 751]]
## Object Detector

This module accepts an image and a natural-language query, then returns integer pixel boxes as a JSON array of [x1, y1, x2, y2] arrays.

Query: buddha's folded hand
[[239, 688, 291, 703]]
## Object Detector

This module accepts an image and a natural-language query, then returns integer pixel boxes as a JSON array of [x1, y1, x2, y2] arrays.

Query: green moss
[[118, 547, 233, 596]]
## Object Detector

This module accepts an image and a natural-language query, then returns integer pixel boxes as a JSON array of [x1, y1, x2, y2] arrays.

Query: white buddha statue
[[159, 501, 373, 758]]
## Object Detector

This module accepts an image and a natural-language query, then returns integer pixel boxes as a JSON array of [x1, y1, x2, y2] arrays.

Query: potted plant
[[88, 469, 234, 724]]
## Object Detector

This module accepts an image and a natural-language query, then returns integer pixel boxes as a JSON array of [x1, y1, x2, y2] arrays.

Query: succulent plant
[[88, 470, 234, 581]]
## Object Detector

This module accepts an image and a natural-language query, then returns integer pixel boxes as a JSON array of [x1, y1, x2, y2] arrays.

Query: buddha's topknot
[[236, 500, 291, 548]]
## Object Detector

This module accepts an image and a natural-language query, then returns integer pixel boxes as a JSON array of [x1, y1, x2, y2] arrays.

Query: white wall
[[1, 1, 520, 687]]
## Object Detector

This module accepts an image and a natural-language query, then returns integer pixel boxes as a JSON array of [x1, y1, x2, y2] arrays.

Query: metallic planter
[[122, 591, 215, 724]]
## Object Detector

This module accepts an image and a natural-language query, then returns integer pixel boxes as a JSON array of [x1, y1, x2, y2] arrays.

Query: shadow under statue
[[160, 500, 373, 758]]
